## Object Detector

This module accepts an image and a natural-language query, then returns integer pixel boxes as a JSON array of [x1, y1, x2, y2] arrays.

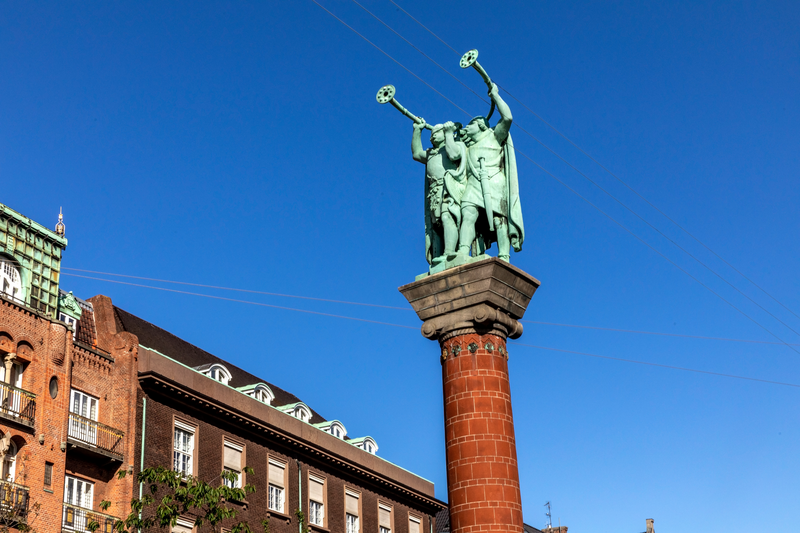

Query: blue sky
[[2, 1, 799, 531]]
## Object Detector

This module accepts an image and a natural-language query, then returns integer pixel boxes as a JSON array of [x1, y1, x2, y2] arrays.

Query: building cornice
[[137, 346, 445, 513]]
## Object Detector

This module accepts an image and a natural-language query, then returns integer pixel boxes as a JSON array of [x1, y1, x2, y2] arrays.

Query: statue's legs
[[458, 206, 479, 256], [442, 212, 458, 256], [495, 215, 510, 261]]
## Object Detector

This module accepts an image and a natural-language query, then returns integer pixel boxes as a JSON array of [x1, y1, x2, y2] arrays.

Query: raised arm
[[489, 83, 512, 144], [411, 120, 428, 164], [443, 121, 463, 162]]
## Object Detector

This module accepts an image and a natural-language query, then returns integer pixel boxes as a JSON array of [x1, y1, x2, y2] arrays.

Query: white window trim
[[173, 420, 196, 477]]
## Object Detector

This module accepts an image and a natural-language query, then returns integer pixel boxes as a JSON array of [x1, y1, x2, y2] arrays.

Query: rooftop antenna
[[55, 207, 65, 236], [544, 502, 552, 529]]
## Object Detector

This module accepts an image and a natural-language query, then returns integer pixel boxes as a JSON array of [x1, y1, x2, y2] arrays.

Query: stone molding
[[399, 257, 540, 343]]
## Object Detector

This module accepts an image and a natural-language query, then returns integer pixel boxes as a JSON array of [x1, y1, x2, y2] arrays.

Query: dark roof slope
[[114, 305, 328, 424], [523, 524, 544, 533]]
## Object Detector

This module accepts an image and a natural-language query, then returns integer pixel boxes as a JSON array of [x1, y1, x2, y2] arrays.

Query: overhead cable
[[387, 0, 800, 322], [64, 272, 800, 389], [352, 0, 800, 340], [307, 0, 800, 354], [510, 342, 800, 389]]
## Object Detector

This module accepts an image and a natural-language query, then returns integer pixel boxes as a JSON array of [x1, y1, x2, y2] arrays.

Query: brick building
[[0, 200, 444, 532]]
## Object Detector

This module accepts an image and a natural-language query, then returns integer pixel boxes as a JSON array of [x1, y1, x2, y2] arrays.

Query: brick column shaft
[[400, 258, 540, 533], [441, 333, 521, 533]]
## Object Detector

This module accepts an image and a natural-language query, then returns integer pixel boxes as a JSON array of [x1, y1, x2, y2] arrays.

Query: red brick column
[[441, 333, 521, 533]]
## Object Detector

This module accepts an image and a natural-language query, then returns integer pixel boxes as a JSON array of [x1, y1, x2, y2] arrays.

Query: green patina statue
[[377, 50, 524, 278]]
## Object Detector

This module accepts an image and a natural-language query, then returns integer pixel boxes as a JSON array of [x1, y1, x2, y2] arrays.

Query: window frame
[[408, 514, 422, 533], [307, 472, 327, 528], [173, 417, 198, 477], [344, 488, 362, 533], [378, 502, 394, 533], [267, 456, 288, 514], [222, 438, 245, 489]]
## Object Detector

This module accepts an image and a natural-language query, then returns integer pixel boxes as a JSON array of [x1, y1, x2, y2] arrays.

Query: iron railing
[[62, 503, 118, 533], [0, 382, 36, 427], [0, 481, 29, 520], [67, 412, 124, 459]]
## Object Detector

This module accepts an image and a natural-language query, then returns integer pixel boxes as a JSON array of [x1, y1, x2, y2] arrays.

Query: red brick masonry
[[441, 333, 522, 533]]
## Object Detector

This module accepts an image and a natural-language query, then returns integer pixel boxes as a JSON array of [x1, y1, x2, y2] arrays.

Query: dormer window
[[279, 402, 312, 423], [352, 437, 378, 455], [315, 421, 347, 439], [294, 405, 311, 422], [0, 260, 22, 301], [205, 364, 231, 385], [238, 383, 274, 405]]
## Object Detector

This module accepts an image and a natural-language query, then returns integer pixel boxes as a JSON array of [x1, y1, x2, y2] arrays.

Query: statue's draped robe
[[461, 130, 524, 253], [424, 142, 467, 264]]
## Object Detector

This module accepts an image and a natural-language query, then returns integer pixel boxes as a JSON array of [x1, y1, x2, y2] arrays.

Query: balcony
[[67, 412, 124, 462], [62, 503, 119, 533], [0, 481, 29, 523], [0, 382, 36, 428]]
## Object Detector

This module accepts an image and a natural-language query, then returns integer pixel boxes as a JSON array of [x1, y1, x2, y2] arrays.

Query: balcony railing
[[62, 503, 119, 533], [67, 412, 124, 460], [0, 481, 29, 520], [0, 382, 36, 427]]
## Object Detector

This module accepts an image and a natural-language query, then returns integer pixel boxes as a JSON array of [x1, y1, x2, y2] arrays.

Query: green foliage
[[295, 509, 310, 533], [115, 466, 270, 533]]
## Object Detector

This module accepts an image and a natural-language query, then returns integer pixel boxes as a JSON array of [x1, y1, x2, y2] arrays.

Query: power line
[[61, 273, 417, 330], [522, 320, 800, 346], [62, 266, 800, 346], [510, 342, 800, 389], [63, 272, 800, 389], [307, 0, 800, 353], [62, 267, 410, 311], [351, 0, 800, 341], [63, 266, 798, 346], [386, 0, 800, 323]]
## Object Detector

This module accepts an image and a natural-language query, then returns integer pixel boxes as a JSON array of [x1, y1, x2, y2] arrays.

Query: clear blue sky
[[2, 1, 799, 531]]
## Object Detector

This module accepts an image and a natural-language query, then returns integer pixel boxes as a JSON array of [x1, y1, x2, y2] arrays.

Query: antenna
[[544, 502, 552, 529]]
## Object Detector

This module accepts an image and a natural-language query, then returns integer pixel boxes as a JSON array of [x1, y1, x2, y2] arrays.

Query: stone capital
[[399, 257, 540, 343]]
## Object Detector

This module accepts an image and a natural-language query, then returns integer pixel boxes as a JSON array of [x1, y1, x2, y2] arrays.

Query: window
[[173, 420, 196, 476], [246, 384, 274, 405], [0, 260, 22, 301], [172, 517, 195, 533], [268, 458, 286, 512], [205, 364, 231, 385], [308, 473, 325, 527], [345, 489, 360, 533], [409, 515, 421, 533], [64, 475, 94, 508], [378, 503, 393, 533], [58, 313, 78, 339], [222, 439, 243, 489], [294, 405, 310, 422], [44, 462, 53, 487], [69, 389, 98, 445], [1, 440, 16, 482], [0, 361, 24, 389]]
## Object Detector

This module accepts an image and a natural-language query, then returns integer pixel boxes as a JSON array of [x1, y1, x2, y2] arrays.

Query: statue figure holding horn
[[412, 119, 467, 270], [458, 81, 523, 262]]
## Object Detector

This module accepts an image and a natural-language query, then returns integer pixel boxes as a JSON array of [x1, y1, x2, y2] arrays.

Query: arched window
[[205, 364, 232, 386], [294, 405, 311, 422], [248, 384, 274, 405], [1, 439, 17, 482], [0, 260, 22, 301]]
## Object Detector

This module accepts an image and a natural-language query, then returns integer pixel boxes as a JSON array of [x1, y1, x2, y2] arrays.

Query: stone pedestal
[[399, 258, 540, 533]]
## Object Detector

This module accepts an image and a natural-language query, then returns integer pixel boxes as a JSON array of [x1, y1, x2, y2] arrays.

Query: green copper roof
[[0, 202, 68, 318]]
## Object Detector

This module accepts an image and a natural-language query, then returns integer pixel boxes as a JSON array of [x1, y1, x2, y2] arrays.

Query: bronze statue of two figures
[[377, 50, 524, 280]]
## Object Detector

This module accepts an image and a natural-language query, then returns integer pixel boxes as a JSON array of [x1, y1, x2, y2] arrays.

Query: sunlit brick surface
[[441, 333, 522, 533]]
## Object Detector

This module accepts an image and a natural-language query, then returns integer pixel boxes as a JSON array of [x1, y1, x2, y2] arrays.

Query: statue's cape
[[425, 143, 467, 264], [505, 133, 524, 251], [469, 132, 524, 254]]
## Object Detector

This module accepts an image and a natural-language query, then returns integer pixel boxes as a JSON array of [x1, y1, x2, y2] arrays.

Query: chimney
[[646, 518, 655, 533], [542, 528, 568, 533]]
